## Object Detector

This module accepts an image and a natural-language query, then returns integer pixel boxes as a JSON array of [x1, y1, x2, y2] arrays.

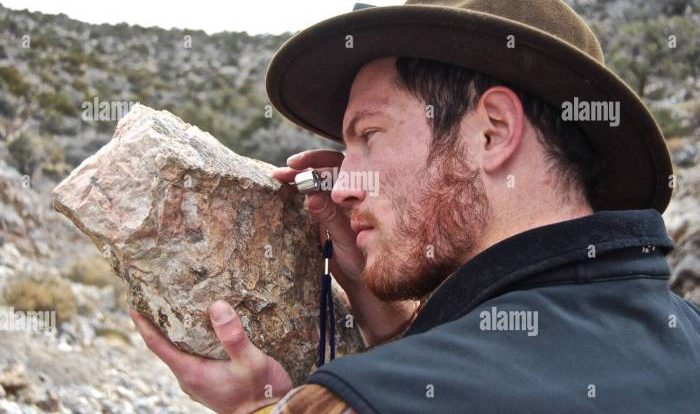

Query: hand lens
[[291, 169, 324, 194]]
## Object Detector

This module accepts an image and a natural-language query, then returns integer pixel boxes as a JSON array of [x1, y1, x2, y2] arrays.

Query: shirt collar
[[403, 209, 674, 336]]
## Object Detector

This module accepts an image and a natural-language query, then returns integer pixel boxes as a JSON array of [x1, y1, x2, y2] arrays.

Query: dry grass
[[3, 278, 77, 323], [63, 256, 115, 288]]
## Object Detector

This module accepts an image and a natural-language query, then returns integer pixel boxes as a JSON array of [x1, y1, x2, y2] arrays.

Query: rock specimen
[[52, 104, 362, 384]]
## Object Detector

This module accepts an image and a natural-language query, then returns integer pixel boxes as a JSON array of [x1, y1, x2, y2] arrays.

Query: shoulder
[[307, 278, 699, 413]]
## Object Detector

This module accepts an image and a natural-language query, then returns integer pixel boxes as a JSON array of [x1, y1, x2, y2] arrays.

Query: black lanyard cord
[[318, 230, 336, 366]]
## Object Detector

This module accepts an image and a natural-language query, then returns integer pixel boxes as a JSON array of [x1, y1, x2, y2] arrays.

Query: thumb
[[305, 191, 340, 223], [209, 300, 257, 361], [306, 193, 357, 249], [306, 193, 366, 279]]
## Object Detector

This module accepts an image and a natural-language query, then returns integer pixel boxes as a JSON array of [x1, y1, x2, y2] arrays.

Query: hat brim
[[265, 5, 674, 213]]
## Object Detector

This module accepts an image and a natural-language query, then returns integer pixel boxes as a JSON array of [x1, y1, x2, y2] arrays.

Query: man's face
[[332, 57, 492, 301]]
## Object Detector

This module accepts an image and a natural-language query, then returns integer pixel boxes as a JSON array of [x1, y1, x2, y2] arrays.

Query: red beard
[[358, 151, 492, 301]]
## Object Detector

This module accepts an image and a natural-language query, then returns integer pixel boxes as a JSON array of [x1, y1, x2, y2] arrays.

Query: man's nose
[[331, 168, 367, 208]]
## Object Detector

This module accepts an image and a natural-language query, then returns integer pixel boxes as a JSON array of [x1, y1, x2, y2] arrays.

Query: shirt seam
[[307, 370, 379, 414]]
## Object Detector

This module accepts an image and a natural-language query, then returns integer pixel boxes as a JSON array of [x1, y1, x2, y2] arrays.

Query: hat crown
[[405, 0, 605, 63]]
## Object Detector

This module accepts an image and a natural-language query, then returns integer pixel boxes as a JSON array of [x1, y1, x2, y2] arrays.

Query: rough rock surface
[[51, 104, 362, 384]]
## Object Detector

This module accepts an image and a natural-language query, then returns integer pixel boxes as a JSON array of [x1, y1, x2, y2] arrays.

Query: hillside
[[0, 3, 337, 174]]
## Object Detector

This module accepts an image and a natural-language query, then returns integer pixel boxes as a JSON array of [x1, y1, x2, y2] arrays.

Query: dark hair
[[393, 57, 603, 209]]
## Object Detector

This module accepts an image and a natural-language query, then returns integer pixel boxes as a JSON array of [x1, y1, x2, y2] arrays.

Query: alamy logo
[[318, 167, 380, 196], [81, 97, 138, 122], [0, 307, 56, 333], [561, 97, 621, 127], [479, 306, 539, 337]]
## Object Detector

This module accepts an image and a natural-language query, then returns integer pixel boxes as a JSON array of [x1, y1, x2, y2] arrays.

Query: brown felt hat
[[265, 0, 674, 213]]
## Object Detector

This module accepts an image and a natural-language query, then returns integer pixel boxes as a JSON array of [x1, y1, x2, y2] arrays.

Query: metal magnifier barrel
[[292, 169, 323, 194]]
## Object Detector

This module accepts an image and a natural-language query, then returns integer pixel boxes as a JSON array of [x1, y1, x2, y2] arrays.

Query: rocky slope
[[0, 154, 216, 413]]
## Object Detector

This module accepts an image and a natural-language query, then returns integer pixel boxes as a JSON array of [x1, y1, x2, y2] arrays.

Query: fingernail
[[210, 300, 234, 324], [286, 154, 301, 164]]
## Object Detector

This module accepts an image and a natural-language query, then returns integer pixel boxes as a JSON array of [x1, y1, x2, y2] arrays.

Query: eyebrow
[[342, 109, 388, 141]]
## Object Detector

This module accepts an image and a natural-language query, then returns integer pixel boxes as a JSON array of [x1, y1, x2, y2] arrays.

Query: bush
[[95, 326, 131, 344], [36, 91, 77, 116], [39, 110, 79, 135], [0, 66, 31, 97], [61, 49, 87, 76], [3, 278, 77, 324], [0, 16, 20, 35], [40, 161, 72, 180], [0, 95, 16, 117], [654, 107, 691, 139], [7, 133, 68, 176], [126, 68, 153, 91], [64, 256, 115, 288], [7, 133, 38, 175], [71, 78, 88, 94], [29, 33, 50, 49]]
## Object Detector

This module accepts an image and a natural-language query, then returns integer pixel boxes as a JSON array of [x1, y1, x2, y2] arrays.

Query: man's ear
[[476, 86, 525, 173]]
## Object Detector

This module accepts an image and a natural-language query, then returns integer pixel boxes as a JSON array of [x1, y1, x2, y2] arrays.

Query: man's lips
[[351, 222, 373, 234], [355, 228, 372, 248], [351, 222, 374, 247]]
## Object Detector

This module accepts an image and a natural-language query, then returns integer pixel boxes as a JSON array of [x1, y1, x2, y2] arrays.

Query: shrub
[[64, 256, 115, 288], [40, 162, 72, 180], [3, 278, 77, 324], [71, 78, 88, 94], [654, 107, 691, 139], [0, 95, 16, 117], [61, 50, 87, 76], [7, 133, 68, 176], [95, 326, 131, 344], [39, 110, 79, 135], [0, 16, 20, 35], [7, 133, 38, 175], [36, 91, 77, 116], [26, 33, 50, 50], [0, 66, 31, 97]]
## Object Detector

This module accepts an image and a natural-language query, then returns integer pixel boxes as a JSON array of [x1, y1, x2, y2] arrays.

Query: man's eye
[[361, 130, 378, 141]]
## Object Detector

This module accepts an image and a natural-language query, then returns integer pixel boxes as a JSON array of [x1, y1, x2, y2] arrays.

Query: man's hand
[[272, 149, 366, 285], [129, 301, 292, 414], [272, 150, 419, 346]]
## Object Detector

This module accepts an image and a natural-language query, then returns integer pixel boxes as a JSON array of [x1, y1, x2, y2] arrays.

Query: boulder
[[52, 104, 362, 384], [0, 363, 29, 393]]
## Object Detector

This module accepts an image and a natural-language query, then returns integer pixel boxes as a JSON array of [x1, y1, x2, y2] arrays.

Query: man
[[130, 0, 700, 413]]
